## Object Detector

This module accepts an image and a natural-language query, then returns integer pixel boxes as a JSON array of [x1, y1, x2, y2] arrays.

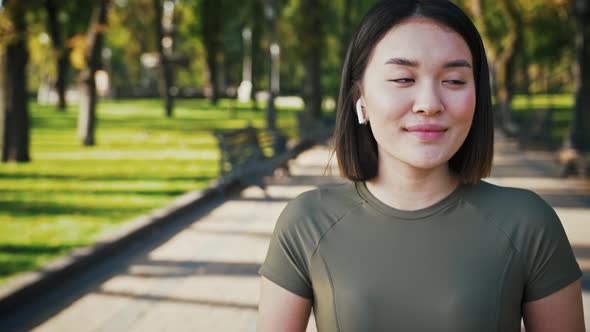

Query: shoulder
[[461, 180, 564, 249], [462, 180, 553, 217], [274, 181, 364, 244], [285, 181, 363, 215]]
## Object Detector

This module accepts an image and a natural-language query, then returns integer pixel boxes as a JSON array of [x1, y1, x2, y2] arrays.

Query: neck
[[365, 159, 459, 211]]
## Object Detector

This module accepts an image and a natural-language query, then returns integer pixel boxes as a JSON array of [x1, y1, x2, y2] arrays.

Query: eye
[[443, 80, 466, 85], [388, 78, 414, 84]]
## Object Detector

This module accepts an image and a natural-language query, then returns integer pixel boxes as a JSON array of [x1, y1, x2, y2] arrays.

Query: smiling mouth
[[403, 127, 448, 140]]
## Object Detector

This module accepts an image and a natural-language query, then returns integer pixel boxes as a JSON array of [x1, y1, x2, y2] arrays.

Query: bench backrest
[[213, 126, 265, 176]]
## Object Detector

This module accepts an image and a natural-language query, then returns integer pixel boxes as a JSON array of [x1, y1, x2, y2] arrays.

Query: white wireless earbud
[[356, 99, 367, 124]]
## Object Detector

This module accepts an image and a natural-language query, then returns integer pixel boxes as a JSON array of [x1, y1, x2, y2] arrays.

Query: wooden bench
[[212, 126, 290, 193]]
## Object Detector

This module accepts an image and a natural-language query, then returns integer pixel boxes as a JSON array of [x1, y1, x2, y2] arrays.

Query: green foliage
[[0, 98, 300, 285], [107, 0, 158, 90], [523, 1, 574, 64], [460, 0, 576, 94], [33, 1, 93, 91], [175, 1, 207, 88], [2, 0, 580, 103]]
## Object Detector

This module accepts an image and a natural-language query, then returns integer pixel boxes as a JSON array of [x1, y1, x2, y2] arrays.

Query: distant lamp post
[[37, 32, 52, 105], [270, 42, 280, 94], [162, 0, 175, 56], [100, 47, 112, 97], [157, 0, 177, 117], [264, 0, 278, 130], [238, 27, 253, 103]]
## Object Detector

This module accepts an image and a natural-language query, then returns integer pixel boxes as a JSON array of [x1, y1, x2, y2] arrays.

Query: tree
[[1, 0, 30, 162], [561, 0, 590, 176], [301, 0, 323, 120], [78, 0, 110, 146], [44, 0, 68, 110], [249, 0, 264, 109], [339, 0, 353, 67], [43, 1, 94, 111], [201, 0, 223, 104], [569, 0, 590, 150], [469, 0, 522, 135]]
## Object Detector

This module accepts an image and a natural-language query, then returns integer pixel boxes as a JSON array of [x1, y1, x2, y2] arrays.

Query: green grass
[[511, 94, 574, 146], [0, 98, 301, 285]]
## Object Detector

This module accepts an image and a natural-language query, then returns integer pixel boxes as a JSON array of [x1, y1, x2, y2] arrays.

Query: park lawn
[[511, 94, 575, 144], [0, 98, 301, 286]]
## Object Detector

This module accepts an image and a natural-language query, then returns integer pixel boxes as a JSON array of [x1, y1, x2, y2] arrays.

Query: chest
[[309, 220, 523, 331]]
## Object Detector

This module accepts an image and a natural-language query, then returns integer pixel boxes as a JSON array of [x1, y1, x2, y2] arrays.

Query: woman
[[257, 1, 585, 331]]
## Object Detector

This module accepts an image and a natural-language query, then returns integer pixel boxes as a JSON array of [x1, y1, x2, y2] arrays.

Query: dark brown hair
[[334, 0, 493, 184]]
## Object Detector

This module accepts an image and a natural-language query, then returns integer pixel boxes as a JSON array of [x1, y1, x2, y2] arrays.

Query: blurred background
[[0, 0, 589, 330]]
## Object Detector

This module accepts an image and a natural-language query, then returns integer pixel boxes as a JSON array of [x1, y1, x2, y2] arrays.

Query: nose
[[412, 81, 444, 115]]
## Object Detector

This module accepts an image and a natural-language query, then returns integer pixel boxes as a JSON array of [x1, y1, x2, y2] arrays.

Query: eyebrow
[[384, 57, 472, 69]]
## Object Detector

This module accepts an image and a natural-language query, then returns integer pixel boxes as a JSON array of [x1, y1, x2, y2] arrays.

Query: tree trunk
[[301, 0, 323, 120], [339, 0, 352, 67], [265, 0, 278, 130], [44, 0, 68, 111], [78, 0, 109, 146], [495, 51, 518, 134], [499, 0, 521, 135], [153, 0, 175, 117], [250, 0, 263, 110], [56, 53, 69, 110], [569, 4, 590, 152], [2, 1, 30, 163], [478, 0, 520, 135], [0, 49, 3, 156], [470, 0, 501, 125], [201, 0, 221, 105]]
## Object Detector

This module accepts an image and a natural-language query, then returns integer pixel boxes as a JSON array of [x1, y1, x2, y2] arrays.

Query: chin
[[405, 156, 450, 171]]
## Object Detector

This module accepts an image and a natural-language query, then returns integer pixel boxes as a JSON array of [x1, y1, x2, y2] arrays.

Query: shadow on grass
[[0, 260, 40, 280], [0, 189, 192, 197], [0, 201, 163, 218], [0, 244, 80, 255], [0, 244, 81, 279], [0, 174, 214, 182]]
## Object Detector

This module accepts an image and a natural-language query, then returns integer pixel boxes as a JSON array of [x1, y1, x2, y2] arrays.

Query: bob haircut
[[334, 0, 494, 185]]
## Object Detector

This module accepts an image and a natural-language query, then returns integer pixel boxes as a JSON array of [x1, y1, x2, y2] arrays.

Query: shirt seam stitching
[[318, 250, 340, 332], [308, 200, 363, 332], [462, 198, 527, 278], [310, 202, 365, 258], [494, 249, 515, 332]]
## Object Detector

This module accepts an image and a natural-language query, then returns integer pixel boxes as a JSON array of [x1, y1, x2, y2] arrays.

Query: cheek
[[365, 88, 411, 120], [449, 90, 476, 122]]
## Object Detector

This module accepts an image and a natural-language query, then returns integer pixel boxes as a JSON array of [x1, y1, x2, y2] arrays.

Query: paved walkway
[[6, 132, 590, 331]]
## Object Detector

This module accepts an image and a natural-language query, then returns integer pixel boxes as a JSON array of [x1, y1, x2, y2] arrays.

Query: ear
[[352, 81, 368, 122], [355, 98, 368, 124]]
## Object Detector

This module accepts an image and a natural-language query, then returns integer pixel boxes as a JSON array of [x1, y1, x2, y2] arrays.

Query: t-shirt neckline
[[354, 181, 464, 220]]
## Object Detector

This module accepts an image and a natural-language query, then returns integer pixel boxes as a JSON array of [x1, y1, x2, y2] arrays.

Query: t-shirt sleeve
[[521, 192, 582, 302], [258, 195, 315, 300]]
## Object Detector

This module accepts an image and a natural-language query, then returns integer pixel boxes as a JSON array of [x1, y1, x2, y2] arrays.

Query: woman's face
[[359, 18, 476, 173]]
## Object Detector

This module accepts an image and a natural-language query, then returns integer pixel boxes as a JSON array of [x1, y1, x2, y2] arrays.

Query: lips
[[404, 124, 448, 140], [405, 124, 447, 132]]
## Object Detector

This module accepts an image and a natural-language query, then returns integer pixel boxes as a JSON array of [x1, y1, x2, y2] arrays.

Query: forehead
[[369, 18, 473, 68]]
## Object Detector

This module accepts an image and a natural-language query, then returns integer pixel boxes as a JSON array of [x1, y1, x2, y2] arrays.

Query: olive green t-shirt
[[259, 180, 582, 331]]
